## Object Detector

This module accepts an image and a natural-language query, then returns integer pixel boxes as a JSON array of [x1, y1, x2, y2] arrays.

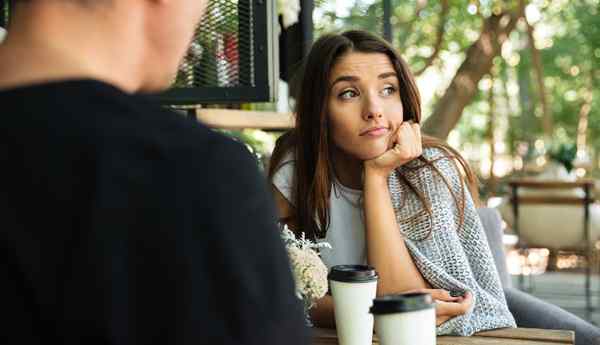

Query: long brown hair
[[268, 30, 478, 240]]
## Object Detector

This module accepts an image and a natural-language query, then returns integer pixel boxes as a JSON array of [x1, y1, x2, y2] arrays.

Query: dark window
[[156, 0, 279, 105], [0, 0, 279, 105]]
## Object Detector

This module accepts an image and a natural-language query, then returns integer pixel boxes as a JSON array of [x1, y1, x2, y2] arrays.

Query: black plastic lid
[[370, 293, 434, 314], [328, 265, 378, 283]]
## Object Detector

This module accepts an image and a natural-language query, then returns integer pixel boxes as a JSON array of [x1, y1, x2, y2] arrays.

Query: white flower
[[287, 246, 329, 301], [280, 225, 331, 304]]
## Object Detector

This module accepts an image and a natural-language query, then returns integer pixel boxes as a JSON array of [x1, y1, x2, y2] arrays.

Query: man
[[0, 1, 308, 344]]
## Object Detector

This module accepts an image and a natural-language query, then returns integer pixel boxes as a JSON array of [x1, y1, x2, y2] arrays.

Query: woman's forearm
[[363, 170, 430, 296], [309, 295, 336, 328]]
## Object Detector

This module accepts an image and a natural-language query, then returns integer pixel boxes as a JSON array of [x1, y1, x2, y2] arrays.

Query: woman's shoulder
[[271, 151, 296, 175], [402, 145, 463, 183], [422, 145, 453, 160], [270, 151, 296, 202], [402, 146, 455, 171]]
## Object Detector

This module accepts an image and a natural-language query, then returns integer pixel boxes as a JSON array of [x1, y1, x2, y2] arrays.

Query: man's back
[[0, 79, 308, 345]]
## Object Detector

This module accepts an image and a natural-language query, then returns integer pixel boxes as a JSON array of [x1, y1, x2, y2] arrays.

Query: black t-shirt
[[0, 80, 309, 345]]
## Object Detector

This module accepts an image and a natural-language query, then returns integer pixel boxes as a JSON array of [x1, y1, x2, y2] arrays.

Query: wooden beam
[[508, 179, 595, 189], [510, 196, 594, 205], [195, 109, 294, 130]]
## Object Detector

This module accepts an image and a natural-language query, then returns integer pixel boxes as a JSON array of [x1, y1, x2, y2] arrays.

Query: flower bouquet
[[280, 224, 331, 327]]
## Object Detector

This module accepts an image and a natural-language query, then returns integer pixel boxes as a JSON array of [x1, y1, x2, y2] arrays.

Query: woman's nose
[[363, 95, 384, 120]]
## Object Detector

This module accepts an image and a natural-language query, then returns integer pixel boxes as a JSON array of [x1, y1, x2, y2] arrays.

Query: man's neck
[[0, 3, 145, 93]]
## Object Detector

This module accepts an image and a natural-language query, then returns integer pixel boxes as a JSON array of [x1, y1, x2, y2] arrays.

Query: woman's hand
[[404, 289, 474, 326], [364, 122, 422, 179]]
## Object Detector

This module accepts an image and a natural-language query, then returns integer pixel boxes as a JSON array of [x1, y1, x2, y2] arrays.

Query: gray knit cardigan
[[388, 147, 516, 336]]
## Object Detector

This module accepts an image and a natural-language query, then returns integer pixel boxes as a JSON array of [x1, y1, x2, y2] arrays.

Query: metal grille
[[159, 0, 278, 105], [0, 1, 9, 28], [173, 0, 253, 89], [0, 0, 278, 105]]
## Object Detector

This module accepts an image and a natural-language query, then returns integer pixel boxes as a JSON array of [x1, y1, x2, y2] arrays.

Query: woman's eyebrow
[[330, 75, 359, 88], [379, 71, 397, 79], [330, 71, 397, 88]]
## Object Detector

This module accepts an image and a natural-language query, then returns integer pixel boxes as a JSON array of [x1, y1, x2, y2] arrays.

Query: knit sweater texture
[[390, 147, 516, 335]]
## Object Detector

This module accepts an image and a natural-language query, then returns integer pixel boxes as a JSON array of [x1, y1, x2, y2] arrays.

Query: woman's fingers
[[421, 289, 455, 302], [393, 122, 421, 159], [411, 122, 423, 156], [402, 289, 473, 325], [364, 121, 422, 176], [387, 125, 400, 150], [403, 288, 461, 302], [436, 315, 452, 326], [435, 291, 473, 318]]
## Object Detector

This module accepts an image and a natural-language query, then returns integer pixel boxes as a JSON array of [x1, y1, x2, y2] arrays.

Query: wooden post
[[488, 71, 497, 196]]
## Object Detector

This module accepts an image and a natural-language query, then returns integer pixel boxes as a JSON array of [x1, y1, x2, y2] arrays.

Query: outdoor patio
[[512, 271, 600, 325], [2, 0, 599, 344]]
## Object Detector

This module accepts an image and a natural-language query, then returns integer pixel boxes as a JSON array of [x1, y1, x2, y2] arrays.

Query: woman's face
[[327, 52, 404, 161]]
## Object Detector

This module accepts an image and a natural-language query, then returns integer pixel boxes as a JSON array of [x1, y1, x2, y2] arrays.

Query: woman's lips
[[361, 127, 389, 137]]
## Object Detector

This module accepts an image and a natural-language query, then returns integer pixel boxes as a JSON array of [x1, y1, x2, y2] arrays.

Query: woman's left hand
[[403, 288, 473, 326], [364, 122, 422, 179]]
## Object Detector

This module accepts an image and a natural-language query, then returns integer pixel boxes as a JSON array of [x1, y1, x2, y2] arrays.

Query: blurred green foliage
[[548, 142, 577, 172], [311, 0, 600, 178]]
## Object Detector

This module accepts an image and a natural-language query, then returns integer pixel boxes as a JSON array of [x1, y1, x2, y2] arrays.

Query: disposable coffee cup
[[328, 265, 378, 345], [370, 293, 436, 345]]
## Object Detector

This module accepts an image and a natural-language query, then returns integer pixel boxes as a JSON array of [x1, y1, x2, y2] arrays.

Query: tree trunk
[[488, 72, 497, 196], [576, 86, 593, 165], [414, 0, 449, 76], [422, 3, 525, 140], [526, 19, 553, 138]]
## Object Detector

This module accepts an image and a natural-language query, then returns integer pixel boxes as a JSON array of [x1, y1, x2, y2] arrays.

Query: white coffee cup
[[328, 265, 378, 345], [370, 293, 436, 345]]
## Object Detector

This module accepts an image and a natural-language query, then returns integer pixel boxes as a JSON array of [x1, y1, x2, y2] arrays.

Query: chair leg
[[586, 263, 592, 320], [518, 247, 529, 291], [529, 273, 536, 293], [519, 273, 525, 290]]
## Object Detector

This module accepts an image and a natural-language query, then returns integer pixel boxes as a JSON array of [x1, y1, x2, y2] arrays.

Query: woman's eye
[[382, 86, 396, 96], [339, 89, 358, 100]]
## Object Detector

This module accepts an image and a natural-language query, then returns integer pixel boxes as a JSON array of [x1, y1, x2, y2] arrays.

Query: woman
[[269, 30, 516, 335]]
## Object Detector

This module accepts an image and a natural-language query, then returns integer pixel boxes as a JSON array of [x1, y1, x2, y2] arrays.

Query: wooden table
[[313, 327, 574, 345]]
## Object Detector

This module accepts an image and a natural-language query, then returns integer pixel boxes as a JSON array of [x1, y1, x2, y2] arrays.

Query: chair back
[[478, 207, 512, 289], [506, 179, 597, 251]]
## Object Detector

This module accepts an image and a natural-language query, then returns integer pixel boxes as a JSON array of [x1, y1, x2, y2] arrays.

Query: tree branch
[[525, 17, 553, 138], [576, 74, 593, 159], [399, 0, 428, 47], [414, 0, 449, 76], [422, 0, 526, 140]]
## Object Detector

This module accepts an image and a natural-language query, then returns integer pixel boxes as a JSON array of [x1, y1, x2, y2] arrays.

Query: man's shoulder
[[70, 79, 252, 162], [2, 78, 258, 174], [140, 108, 260, 182]]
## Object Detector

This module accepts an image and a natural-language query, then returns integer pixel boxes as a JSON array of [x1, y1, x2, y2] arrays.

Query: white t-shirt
[[272, 154, 367, 269]]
